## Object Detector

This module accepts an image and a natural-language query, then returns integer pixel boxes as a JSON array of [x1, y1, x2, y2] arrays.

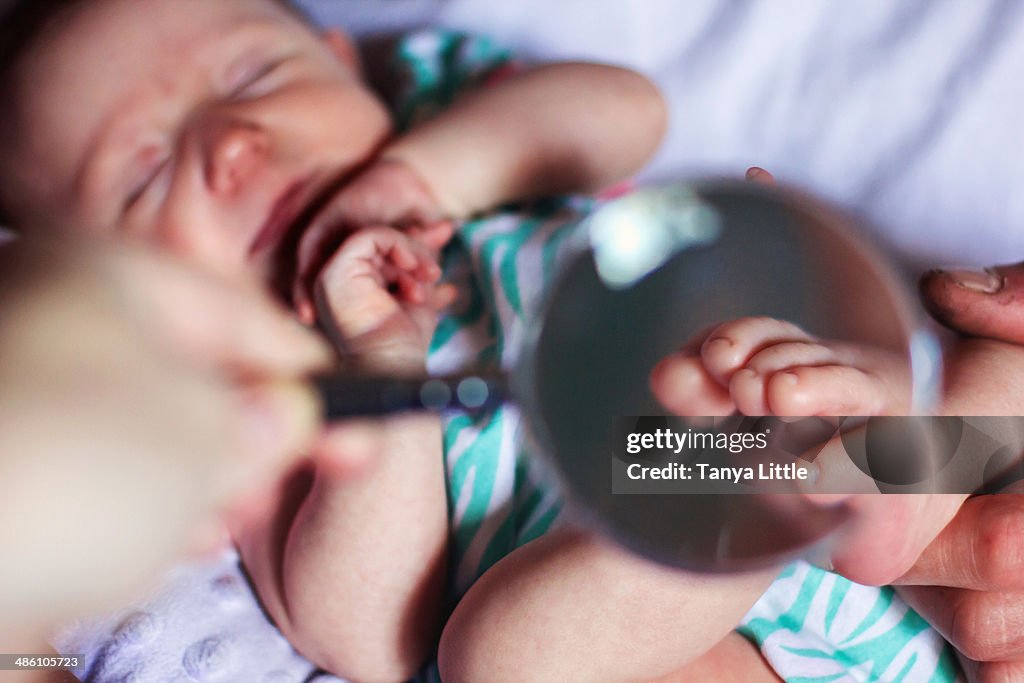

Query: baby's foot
[[650, 317, 911, 417]]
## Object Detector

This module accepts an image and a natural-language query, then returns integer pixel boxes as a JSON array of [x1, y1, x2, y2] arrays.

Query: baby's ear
[[322, 29, 362, 74]]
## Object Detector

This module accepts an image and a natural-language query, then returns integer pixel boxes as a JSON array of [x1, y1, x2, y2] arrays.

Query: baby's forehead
[[19, 0, 299, 91], [3, 0, 307, 222]]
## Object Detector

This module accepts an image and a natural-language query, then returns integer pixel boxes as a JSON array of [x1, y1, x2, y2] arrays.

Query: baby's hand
[[334, 156, 447, 228], [293, 158, 452, 321], [313, 226, 457, 373], [650, 317, 912, 417]]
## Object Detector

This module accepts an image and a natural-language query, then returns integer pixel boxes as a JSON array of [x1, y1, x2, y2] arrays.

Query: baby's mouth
[[256, 169, 357, 307], [251, 180, 307, 254]]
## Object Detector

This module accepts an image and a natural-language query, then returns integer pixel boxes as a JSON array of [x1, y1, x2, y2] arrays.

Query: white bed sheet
[[303, 0, 1024, 271]]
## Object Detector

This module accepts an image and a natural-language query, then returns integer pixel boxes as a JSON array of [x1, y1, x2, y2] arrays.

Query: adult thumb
[[920, 263, 1024, 343]]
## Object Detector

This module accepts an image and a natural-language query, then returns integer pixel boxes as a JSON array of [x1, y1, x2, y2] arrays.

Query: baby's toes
[[701, 317, 815, 386], [650, 352, 735, 416], [765, 365, 889, 416], [730, 340, 854, 415]]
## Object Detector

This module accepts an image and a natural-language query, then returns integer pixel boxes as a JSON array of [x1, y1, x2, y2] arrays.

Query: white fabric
[[53, 548, 343, 682], [302, 0, 1024, 271]]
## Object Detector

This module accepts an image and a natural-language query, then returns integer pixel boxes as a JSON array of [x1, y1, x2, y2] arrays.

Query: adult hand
[[880, 263, 1024, 682], [790, 263, 1024, 681], [656, 169, 1024, 679], [0, 238, 369, 641]]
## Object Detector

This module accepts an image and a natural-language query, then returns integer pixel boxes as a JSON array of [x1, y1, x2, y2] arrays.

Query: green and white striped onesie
[[393, 29, 959, 683]]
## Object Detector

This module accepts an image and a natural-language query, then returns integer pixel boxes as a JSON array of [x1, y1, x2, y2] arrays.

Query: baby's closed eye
[[122, 145, 173, 216], [226, 54, 297, 101]]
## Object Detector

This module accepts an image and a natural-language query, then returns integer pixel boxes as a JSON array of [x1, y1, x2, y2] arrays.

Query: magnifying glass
[[312, 179, 943, 572]]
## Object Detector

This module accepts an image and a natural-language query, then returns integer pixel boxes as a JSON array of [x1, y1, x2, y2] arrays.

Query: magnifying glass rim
[[514, 178, 943, 571]]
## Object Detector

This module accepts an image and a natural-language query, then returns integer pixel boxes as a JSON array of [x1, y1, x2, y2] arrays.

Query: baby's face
[[1, 0, 392, 285]]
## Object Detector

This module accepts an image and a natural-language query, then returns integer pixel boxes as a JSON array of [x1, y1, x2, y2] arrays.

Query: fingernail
[[943, 267, 1003, 294]]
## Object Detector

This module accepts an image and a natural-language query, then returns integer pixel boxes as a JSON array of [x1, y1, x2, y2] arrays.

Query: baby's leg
[[437, 527, 777, 683], [654, 632, 781, 682], [651, 317, 911, 417]]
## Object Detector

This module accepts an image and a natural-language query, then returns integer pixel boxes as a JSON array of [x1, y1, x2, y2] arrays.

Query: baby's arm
[[308, 64, 665, 232], [292, 65, 665, 315], [384, 63, 667, 218], [238, 228, 453, 682]]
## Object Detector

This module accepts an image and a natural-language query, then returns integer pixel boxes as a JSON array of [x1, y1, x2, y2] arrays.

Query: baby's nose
[[205, 121, 270, 196]]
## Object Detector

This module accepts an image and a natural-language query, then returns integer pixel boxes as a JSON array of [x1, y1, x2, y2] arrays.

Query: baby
[[0, 1, 785, 681], [0, 1, 977, 682]]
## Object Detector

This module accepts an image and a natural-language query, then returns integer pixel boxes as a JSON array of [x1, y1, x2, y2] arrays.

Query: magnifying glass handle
[[311, 371, 511, 419]]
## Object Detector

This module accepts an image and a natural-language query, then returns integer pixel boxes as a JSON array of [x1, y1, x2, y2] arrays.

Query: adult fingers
[[894, 494, 1024, 591], [109, 244, 337, 518], [802, 488, 964, 585], [217, 379, 324, 508], [898, 584, 1024, 664], [746, 166, 776, 185], [797, 418, 968, 585], [222, 418, 382, 530], [920, 263, 1024, 343], [959, 657, 1024, 683], [109, 245, 331, 377], [833, 495, 962, 585]]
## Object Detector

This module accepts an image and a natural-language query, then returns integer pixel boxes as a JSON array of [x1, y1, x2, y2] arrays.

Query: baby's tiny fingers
[[397, 234, 443, 282], [292, 282, 317, 326], [386, 236, 420, 271], [414, 256, 442, 283], [409, 220, 455, 252], [397, 271, 427, 304], [430, 282, 459, 311]]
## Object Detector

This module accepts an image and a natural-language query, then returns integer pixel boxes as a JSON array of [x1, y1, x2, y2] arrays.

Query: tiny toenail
[[943, 267, 1003, 294], [779, 371, 800, 385], [706, 337, 734, 349]]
